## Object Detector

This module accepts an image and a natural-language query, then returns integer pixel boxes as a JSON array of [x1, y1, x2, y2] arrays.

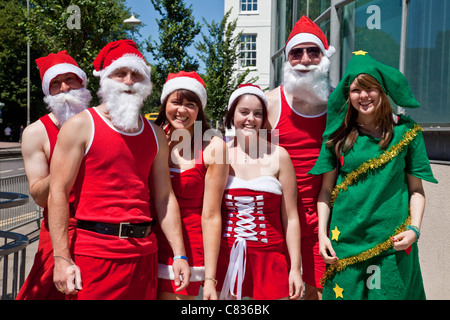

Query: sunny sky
[[124, 0, 225, 70]]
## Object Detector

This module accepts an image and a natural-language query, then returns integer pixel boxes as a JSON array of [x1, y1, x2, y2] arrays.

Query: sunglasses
[[289, 47, 322, 60]]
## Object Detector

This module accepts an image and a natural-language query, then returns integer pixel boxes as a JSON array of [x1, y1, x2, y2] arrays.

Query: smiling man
[[266, 16, 335, 300], [47, 40, 190, 300]]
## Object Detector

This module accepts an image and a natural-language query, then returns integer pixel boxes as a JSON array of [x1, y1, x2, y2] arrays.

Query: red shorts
[[301, 235, 325, 288], [68, 253, 158, 300]]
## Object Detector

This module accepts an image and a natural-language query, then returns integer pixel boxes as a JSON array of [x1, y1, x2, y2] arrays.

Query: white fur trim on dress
[[285, 33, 336, 59], [42, 63, 87, 96], [225, 175, 282, 195], [161, 76, 207, 108], [158, 263, 205, 282], [93, 54, 151, 80]]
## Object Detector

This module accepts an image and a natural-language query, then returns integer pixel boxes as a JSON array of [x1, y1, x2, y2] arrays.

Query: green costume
[[309, 52, 438, 300]]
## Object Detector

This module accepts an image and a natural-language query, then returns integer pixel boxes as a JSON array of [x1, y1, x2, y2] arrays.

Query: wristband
[[173, 255, 188, 261], [406, 225, 420, 242]]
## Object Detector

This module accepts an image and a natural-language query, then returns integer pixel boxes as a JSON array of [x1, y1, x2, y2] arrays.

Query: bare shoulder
[[57, 109, 92, 145], [204, 135, 227, 166], [266, 87, 280, 107], [265, 87, 281, 129], [21, 119, 47, 153]]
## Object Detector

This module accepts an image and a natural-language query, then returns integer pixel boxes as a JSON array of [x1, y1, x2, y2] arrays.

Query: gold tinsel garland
[[330, 124, 423, 206], [320, 124, 423, 286]]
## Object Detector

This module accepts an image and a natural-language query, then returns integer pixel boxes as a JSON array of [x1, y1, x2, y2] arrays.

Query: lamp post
[[124, 13, 141, 41]]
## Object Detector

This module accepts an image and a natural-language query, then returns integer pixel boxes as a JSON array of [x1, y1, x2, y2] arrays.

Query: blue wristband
[[173, 255, 188, 261]]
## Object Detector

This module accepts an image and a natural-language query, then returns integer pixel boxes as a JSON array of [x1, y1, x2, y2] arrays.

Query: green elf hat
[[323, 50, 420, 140]]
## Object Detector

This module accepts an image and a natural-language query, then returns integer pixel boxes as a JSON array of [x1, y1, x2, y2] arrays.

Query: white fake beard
[[97, 76, 152, 132], [44, 88, 92, 125], [283, 56, 331, 106]]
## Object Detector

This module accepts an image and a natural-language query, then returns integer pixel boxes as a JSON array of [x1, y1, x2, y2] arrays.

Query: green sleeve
[[309, 141, 337, 175], [406, 131, 438, 184]]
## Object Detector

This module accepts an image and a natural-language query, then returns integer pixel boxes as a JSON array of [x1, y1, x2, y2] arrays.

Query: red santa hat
[[161, 71, 207, 108], [285, 15, 336, 59], [227, 83, 267, 110], [35, 50, 87, 96], [92, 39, 151, 80]]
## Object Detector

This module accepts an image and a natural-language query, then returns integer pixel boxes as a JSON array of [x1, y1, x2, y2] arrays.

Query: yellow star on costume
[[353, 50, 368, 55], [333, 284, 344, 299], [331, 226, 341, 241]]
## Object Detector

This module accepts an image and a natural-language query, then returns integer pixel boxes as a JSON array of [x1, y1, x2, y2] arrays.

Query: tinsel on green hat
[[323, 50, 420, 140]]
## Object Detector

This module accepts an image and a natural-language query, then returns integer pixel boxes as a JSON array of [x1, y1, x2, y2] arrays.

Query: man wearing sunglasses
[[266, 15, 335, 300]]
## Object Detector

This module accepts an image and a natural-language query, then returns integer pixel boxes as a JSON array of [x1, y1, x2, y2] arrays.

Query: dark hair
[[326, 73, 395, 156], [154, 89, 210, 135], [224, 94, 268, 129]]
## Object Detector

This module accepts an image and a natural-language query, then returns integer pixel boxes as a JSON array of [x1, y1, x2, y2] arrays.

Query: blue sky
[[124, 0, 225, 70]]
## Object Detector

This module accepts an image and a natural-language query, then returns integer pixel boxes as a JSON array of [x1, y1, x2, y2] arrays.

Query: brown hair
[[155, 89, 210, 135], [326, 73, 395, 157], [224, 94, 268, 129]]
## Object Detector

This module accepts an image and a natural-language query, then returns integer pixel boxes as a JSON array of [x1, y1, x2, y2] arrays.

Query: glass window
[[240, 34, 257, 67], [404, 0, 450, 126], [241, 0, 258, 12]]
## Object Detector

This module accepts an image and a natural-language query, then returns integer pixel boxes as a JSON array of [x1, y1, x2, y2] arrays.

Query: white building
[[224, 0, 272, 91]]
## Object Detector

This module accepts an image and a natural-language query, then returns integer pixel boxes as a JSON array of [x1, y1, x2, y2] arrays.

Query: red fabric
[[35, 50, 80, 81], [67, 253, 158, 300], [16, 115, 76, 300], [273, 86, 326, 288], [153, 149, 206, 296], [165, 70, 205, 87], [92, 39, 145, 72], [72, 108, 158, 259]]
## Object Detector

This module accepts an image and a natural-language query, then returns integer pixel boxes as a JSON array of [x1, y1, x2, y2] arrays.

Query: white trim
[[225, 175, 282, 195], [146, 119, 159, 156], [42, 63, 87, 96], [158, 263, 205, 282], [285, 33, 325, 59], [93, 54, 151, 80], [84, 109, 95, 156], [92, 107, 145, 136], [161, 76, 207, 108], [228, 85, 267, 110]]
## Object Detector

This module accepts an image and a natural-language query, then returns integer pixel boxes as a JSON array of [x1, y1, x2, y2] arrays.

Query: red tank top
[[273, 86, 326, 202], [72, 108, 158, 258]]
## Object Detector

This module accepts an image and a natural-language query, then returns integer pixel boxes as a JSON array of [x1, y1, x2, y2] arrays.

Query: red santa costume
[[16, 51, 86, 300], [68, 40, 158, 300], [272, 15, 334, 288], [216, 176, 290, 300], [153, 71, 209, 296]]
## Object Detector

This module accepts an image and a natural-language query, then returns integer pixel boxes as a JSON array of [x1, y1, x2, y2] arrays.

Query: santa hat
[[35, 50, 87, 96], [285, 15, 336, 59], [161, 71, 207, 108], [322, 51, 420, 141], [92, 39, 151, 80], [228, 83, 267, 110]]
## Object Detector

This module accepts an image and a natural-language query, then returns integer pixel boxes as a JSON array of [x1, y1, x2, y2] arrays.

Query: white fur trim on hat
[[93, 54, 151, 80], [227, 85, 267, 110], [161, 76, 207, 108], [42, 63, 87, 96], [285, 33, 336, 59]]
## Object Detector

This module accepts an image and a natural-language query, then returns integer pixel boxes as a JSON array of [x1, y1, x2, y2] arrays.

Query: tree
[[144, 0, 201, 114], [195, 9, 258, 123]]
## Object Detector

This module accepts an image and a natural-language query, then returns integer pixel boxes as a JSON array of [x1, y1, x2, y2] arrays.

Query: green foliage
[[144, 0, 201, 114], [195, 9, 258, 122]]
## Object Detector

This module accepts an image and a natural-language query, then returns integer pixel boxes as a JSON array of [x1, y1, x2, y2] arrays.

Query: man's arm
[[149, 124, 190, 291], [48, 111, 90, 294], [21, 121, 51, 207]]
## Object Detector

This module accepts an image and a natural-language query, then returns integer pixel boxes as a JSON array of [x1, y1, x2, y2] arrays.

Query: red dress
[[16, 115, 76, 300], [272, 86, 327, 288], [153, 149, 207, 296], [216, 175, 290, 300]]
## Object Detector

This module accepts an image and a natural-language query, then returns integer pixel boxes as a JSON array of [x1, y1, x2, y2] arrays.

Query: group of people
[[16, 15, 436, 301]]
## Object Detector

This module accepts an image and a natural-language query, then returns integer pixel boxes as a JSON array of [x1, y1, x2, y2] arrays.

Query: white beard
[[44, 87, 92, 125], [283, 56, 331, 106], [97, 76, 152, 132]]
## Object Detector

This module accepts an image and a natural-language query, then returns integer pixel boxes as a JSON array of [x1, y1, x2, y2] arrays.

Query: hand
[[53, 256, 82, 295], [172, 258, 191, 292], [392, 230, 416, 251], [319, 236, 339, 264], [288, 269, 303, 300]]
